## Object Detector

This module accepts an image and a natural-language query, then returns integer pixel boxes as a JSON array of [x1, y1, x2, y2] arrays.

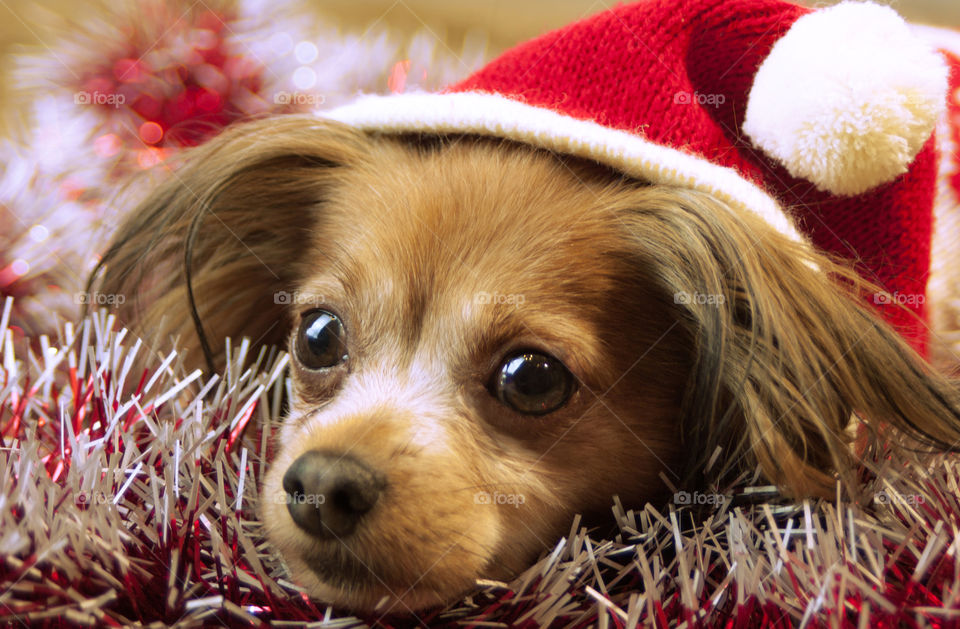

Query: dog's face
[[93, 116, 960, 615], [259, 139, 689, 611]]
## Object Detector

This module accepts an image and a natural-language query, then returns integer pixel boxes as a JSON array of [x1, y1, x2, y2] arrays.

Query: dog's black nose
[[282, 450, 385, 539]]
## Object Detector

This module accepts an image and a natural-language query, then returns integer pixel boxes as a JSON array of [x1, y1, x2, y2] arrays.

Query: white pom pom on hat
[[743, 1, 949, 196]]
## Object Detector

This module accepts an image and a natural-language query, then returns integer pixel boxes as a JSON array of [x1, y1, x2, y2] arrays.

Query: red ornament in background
[[78, 8, 268, 154]]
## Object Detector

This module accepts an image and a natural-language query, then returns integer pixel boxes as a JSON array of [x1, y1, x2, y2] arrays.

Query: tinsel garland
[[2, 296, 960, 627]]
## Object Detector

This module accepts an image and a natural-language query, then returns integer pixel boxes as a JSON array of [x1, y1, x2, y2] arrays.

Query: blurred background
[[2, 0, 960, 137]]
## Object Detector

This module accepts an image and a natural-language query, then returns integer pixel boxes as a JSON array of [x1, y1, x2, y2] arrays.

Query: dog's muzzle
[[282, 450, 386, 539]]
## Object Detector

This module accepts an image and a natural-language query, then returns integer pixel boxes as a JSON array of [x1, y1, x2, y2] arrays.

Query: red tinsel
[[3, 301, 960, 626]]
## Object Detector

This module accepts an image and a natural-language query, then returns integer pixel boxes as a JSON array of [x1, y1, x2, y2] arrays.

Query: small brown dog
[[88, 0, 960, 615], [91, 116, 960, 612]]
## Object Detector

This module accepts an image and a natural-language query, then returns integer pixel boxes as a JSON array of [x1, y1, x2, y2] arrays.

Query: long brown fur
[[89, 115, 960, 612]]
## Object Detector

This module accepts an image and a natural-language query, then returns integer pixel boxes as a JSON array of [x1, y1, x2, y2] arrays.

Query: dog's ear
[[88, 116, 370, 373], [619, 186, 960, 498]]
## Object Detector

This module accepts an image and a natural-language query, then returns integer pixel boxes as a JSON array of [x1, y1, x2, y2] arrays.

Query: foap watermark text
[[873, 291, 924, 306], [74, 91, 125, 108], [673, 91, 725, 108], [274, 91, 325, 106], [674, 291, 725, 306], [874, 490, 924, 506], [274, 291, 326, 307], [273, 491, 326, 505], [673, 490, 728, 507], [474, 291, 525, 308], [474, 491, 525, 508], [76, 292, 126, 306]]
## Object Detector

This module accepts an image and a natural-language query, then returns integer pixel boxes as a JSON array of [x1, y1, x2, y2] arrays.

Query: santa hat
[[325, 0, 951, 354]]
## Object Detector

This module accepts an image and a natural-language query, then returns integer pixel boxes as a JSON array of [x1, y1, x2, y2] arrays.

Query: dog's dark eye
[[295, 310, 348, 370], [492, 351, 574, 415]]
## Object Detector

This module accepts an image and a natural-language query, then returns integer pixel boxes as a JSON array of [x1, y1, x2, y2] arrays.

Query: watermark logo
[[673, 490, 728, 507], [674, 291, 725, 306], [874, 490, 924, 506], [75, 491, 111, 506], [273, 491, 326, 505], [873, 291, 925, 306], [474, 291, 525, 308], [673, 91, 726, 108], [274, 91, 325, 106], [274, 291, 325, 307], [75, 292, 126, 306], [74, 91, 125, 108], [474, 491, 525, 508]]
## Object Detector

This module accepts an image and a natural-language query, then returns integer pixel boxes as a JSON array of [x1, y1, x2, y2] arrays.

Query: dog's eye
[[492, 352, 574, 415], [295, 310, 348, 370]]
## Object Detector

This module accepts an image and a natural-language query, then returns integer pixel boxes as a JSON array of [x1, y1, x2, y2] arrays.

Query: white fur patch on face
[[289, 357, 453, 454]]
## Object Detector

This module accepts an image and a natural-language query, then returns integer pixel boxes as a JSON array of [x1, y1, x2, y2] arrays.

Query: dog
[[87, 114, 960, 612], [86, 0, 960, 616]]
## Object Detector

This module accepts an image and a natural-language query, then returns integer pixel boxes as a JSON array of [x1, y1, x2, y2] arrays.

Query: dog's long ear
[[88, 116, 370, 373], [619, 186, 960, 498]]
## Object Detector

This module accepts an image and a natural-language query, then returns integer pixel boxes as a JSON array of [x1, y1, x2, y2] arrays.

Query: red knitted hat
[[326, 0, 951, 354]]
